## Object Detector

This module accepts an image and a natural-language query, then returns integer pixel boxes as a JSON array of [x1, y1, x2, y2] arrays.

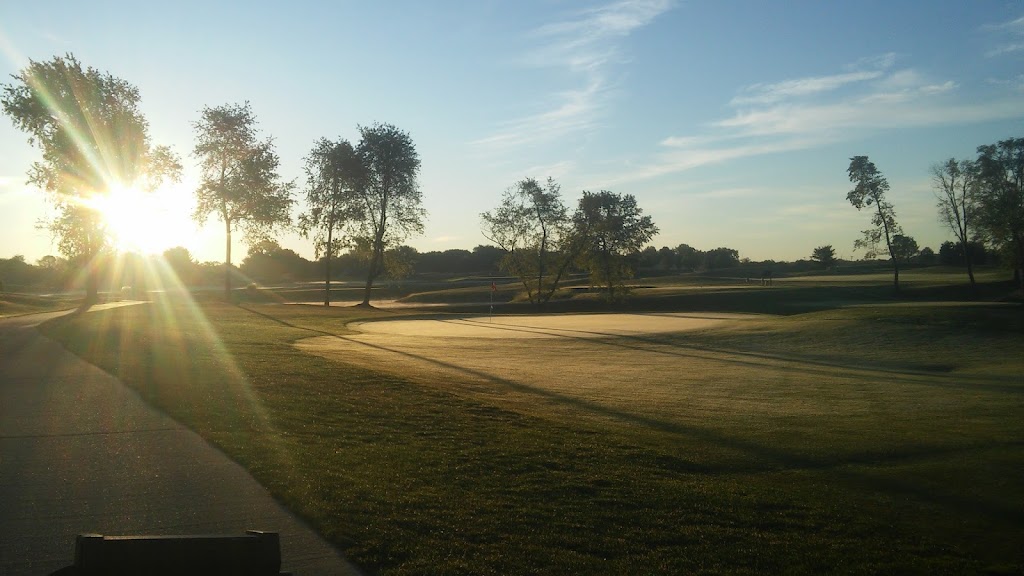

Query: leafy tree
[[162, 246, 196, 285], [932, 158, 980, 292], [675, 243, 703, 271], [193, 102, 294, 301], [240, 240, 313, 283], [847, 156, 903, 291], [298, 138, 364, 306], [811, 245, 836, 269], [352, 123, 425, 306], [573, 190, 658, 301], [918, 246, 936, 266], [704, 247, 739, 271], [1, 54, 180, 302], [470, 245, 504, 273], [974, 138, 1024, 290], [940, 240, 987, 267], [482, 177, 575, 305], [891, 234, 919, 264]]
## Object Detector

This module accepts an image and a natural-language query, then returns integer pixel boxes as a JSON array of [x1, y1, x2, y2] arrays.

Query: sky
[[1, 0, 1023, 265]]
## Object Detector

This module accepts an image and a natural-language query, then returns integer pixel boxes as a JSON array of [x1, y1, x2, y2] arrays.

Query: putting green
[[351, 312, 760, 339]]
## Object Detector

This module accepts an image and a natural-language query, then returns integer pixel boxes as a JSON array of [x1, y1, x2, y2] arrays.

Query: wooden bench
[[50, 531, 288, 576]]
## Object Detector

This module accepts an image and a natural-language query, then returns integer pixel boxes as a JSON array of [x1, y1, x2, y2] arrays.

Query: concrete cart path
[[0, 306, 360, 575]]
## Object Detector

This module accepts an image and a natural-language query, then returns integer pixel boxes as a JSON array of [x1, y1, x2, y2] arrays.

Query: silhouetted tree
[[974, 138, 1024, 290], [847, 156, 902, 291], [891, 234, 919, 265], [675, 243, 703, 271], [162, 246, 196, 285], [470, 245, 504, 273], [240, 240, 313, 283], [299, 138, 364, 306], [352, 123, 425, 306], [193, 102, 293, 301], [573, 190, 658, 301], [703, 247, 739, 271], [482, 177, 576, 306], [811, 245, 836, 269], [1, 54, 181, 303], [918, 246, 936, 266], [933, 158, 980, 292]]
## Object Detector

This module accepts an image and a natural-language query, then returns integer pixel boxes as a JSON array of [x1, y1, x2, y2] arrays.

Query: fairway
[[295, 307, 1020, 436], [39, 300, 1024, 573], [352, 311, 760, 338]]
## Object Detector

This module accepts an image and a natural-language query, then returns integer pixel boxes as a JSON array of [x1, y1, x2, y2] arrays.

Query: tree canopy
[[847, 155, 902, 291], [573, 190, 658, 301], [811, 245, 836, 269], [974, 138, 1024, 290], [193, 101, 293, 301], [482, 177, 576, 306], [352, 123, 424, 306], [1, 54, 180, 302], [299, 138, 364, 305]]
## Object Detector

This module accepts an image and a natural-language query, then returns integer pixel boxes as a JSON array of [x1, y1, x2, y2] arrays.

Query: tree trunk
[[361, 236, 384, 306], [224, 219, 233, 303], [84, 262, 99, 305], [603, 248, 614, 301], [324, 225, 333, 307], [361, 257, 375, 306], [965, 254, 977, 297]]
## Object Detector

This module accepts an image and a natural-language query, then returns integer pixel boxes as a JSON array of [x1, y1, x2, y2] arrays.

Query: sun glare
[[96, 182, 197, 255]]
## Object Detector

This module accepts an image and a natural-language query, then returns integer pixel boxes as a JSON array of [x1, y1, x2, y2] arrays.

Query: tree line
[[3, 55, 1021, 304], [1, 54, 425, 306], [847, 143, 1023, 294]]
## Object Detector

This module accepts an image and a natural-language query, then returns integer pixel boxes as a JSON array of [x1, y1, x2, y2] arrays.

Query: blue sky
[[1, 0, 1023, 264]]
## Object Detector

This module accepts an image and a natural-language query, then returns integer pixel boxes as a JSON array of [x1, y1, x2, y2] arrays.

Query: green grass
[[39, 292, 1024, 574], [0, 292, 78, 316]]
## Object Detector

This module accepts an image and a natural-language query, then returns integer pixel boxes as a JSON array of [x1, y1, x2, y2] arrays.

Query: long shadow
[[243, 306, 1024, 525], [445, 317, 1022, 393], [316, 333, 1024, 525]]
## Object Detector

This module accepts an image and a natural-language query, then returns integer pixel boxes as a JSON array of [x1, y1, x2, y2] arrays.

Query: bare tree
[[192, 102, 293, 301], [932, 158, 979, 293]]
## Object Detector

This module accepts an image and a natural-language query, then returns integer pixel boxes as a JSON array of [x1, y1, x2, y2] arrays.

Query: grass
[[38, 287, 1024, 574], [0, 292, 78, 316]]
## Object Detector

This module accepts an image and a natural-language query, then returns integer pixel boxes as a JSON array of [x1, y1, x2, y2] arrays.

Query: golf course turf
[[39, 285, 1024, 574]]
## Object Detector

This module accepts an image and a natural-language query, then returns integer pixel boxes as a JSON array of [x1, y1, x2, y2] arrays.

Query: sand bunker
[[350, 312, 758, 339]]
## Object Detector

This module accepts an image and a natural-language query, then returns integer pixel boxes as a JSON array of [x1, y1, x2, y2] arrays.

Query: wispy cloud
[[602, 55, 1023, 185], [474, 0, 673, 151], [983, 14, 1024, 57], [731, 70, 886, 106]]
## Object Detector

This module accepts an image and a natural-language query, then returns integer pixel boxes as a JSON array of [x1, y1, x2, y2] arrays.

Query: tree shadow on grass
[[242, 305, 1024, 527], [439, 317, 1021, 394]]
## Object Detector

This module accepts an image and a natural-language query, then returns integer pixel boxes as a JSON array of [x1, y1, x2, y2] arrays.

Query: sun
[[95, 182, 198, 255]]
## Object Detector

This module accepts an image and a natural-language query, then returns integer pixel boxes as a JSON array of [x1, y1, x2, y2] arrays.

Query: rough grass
[[0, 292, 77, 316], [39, 293, 1024, 575]]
